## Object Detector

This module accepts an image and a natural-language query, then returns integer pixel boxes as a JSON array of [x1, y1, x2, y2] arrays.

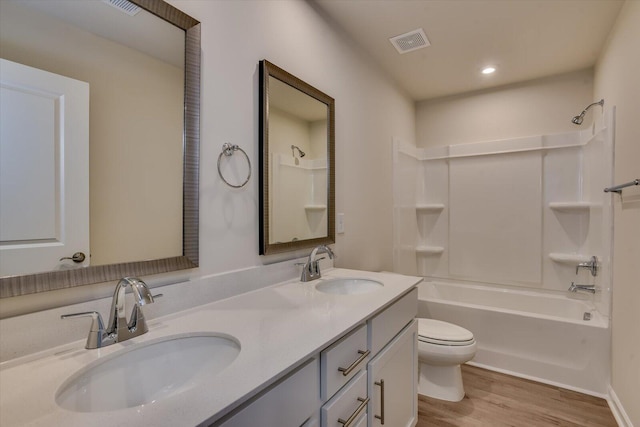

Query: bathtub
[[417, 280, 610, 396]]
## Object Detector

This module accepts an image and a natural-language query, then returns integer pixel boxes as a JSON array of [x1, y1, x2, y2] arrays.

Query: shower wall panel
[[449, 152, 543, 285], [392, 139, 419, 275]]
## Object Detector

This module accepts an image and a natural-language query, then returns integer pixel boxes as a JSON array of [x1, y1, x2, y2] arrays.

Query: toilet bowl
[[417, 318, 476, 402]]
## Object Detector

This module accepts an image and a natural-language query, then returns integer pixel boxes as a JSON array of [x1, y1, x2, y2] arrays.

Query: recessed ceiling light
[[481, 66, 496, 75]]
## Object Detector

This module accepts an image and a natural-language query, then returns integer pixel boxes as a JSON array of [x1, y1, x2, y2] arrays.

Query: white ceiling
[[311, 0, 625, 101]]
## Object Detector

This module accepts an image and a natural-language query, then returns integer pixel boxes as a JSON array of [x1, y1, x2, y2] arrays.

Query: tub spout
[[568, 282, 596, 294]]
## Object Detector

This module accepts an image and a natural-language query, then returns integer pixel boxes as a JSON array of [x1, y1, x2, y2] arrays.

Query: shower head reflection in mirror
[[291, 145, 306, 165]]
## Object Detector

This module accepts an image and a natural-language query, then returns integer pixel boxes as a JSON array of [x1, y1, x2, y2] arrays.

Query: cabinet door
[[217, 358, 320, 427], [368, 320, 418, 427]]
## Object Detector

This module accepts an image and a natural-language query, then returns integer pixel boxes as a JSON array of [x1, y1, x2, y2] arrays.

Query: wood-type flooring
[[417, 364, 618, 427]]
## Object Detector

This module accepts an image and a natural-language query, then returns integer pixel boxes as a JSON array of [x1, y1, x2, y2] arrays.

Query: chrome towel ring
[[217, 143, 251, 188]]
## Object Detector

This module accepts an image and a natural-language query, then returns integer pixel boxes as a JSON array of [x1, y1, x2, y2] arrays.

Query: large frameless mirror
[[0, 0, 200, 298], [259, 60, 335, 255]]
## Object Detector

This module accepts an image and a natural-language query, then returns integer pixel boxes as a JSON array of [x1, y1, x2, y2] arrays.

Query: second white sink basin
[[315, 278, 383, 295], [56, 333, 240, 413]]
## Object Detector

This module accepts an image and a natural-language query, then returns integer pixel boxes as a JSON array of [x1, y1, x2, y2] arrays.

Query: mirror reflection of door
[[0, 0, 184, 277], [0, 59, 89, 276], [268, 76, 328, 244]]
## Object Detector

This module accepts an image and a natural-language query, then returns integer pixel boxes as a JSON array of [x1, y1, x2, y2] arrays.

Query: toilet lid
[[418, 319, 474, 344]]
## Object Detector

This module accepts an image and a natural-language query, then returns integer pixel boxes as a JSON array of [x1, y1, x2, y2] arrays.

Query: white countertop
[[0, 268, 421, 426]]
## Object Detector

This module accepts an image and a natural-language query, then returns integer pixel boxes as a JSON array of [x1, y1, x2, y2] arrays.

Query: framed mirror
[[259, 60, 335, 255], [0, 0, 200, 298]]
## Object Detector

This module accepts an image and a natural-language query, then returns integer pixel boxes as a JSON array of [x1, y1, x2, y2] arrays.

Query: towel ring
[[217, 143, 251, 188]]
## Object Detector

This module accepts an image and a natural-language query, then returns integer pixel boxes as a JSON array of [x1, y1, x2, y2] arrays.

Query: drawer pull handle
[[338, 396, 369, 427], [375, 379, 385, 425], [338, 349, 370, 377]]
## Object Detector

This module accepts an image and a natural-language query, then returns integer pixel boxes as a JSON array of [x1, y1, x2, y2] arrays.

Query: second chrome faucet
[[299, 245, 335, 282], [62, 277, 158, 349]]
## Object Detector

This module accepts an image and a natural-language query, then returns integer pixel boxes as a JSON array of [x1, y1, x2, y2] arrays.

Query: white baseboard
[[608, 386, 634, 427]]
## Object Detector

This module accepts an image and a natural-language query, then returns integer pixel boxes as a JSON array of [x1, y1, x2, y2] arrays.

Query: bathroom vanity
[[0, 269, 420, 426]]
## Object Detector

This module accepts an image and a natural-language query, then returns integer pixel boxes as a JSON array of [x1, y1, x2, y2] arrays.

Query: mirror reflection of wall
[[267, 76, 328, 244], [0, 0, 184, 274]]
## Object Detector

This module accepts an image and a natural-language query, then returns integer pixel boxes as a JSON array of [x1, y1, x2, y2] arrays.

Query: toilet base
[[418, 362, 465, 402]]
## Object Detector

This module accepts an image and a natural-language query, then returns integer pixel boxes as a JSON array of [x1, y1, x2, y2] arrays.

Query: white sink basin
[[315, 278, 383, 295], [56, 333, 240, 412]]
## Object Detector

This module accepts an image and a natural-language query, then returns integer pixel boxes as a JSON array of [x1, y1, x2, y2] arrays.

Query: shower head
[[571, 115, 584, 125], [571, 99, 604, 125], [291, 145, 306, 158]]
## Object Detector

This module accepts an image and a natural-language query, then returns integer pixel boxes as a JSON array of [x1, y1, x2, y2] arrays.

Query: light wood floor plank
[[417, 365, 617, 427]]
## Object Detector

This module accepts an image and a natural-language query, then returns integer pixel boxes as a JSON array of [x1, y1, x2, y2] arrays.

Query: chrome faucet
[[62, 277, 158, 349], [576, 256, 598, 277], [299, 245, 335, 282], [568, 282, 596, 294]]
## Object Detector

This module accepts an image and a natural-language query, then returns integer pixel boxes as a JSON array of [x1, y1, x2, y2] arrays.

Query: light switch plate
[[337, 213, 345, 234]]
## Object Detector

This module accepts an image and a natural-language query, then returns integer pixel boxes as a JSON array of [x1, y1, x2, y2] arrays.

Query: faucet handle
[[61, 311, 105, 332], [61, 311, 111, 349], [575, 256, 598, 277]]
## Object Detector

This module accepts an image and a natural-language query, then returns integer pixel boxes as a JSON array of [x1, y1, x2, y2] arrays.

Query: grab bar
[[604, 179, 639, 194]]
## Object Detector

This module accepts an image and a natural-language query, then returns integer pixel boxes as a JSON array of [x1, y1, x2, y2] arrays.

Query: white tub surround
[[418, 281, 610, 396], [393, 108, 615, 319], [393, 111, 614, 397], [0, 269, 421, 427]]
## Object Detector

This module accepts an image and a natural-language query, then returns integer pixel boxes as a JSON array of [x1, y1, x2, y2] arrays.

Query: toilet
[[417, 318, 477, 402]]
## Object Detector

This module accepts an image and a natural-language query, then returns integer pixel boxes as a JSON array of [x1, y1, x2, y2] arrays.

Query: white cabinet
[[367, 287, 418, 427], [217, 358, 320, 427], [368, 320, 418, 427], [214, 287, 418, 427]]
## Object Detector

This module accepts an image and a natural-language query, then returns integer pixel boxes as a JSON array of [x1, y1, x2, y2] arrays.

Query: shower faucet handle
[[576, 256, 598, 277]]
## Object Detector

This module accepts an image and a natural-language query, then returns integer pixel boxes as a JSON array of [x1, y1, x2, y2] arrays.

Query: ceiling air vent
[[101, 0, 141, 16], [389, 28, 430, 54]]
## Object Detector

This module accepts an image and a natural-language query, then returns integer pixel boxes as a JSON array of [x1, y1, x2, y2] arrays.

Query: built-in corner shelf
[[548, 202, 596, 212], [304, 204, 327, 211], [416, 203, 445, 213], [548, 253, 592, 264], [416, 245, 445, 255]]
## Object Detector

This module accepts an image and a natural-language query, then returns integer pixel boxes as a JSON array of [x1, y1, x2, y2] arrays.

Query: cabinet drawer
[[353, 412, 367, 427], [217, 358, 320, 427], [368, 288, 417, 356], [321, 370, 368, 427], [321, 324, 369, 400]]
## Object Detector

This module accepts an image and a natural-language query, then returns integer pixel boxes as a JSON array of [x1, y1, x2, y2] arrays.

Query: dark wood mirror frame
[[0, 0, 200, 298], [259, 60, 335, 255]]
